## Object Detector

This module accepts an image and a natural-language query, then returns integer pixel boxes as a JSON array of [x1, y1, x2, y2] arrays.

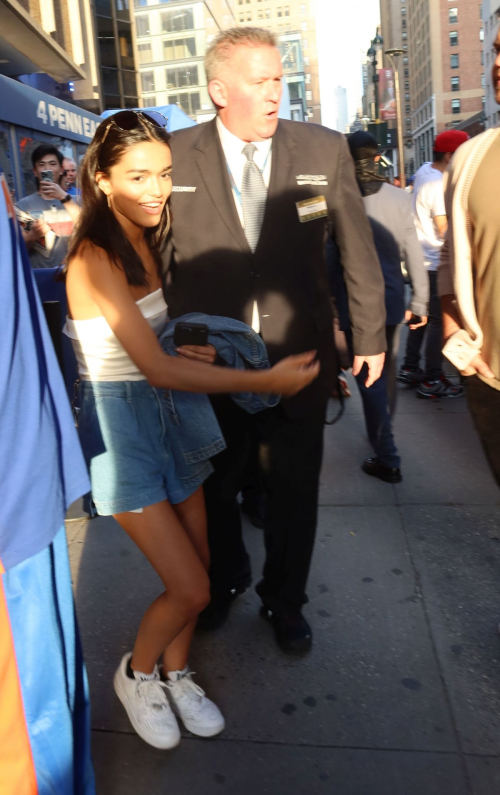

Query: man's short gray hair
[[205, 27, 277, 83]]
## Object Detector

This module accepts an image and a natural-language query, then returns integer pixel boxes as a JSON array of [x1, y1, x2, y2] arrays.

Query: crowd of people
[[1, 23, 499, 793]]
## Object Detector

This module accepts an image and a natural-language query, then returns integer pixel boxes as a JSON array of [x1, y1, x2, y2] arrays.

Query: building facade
[[0, 0, 100, 111], [95, 0, 140, 111], [483, 0, 500, 127], [134, 1, 213, 119], [407, 0, 484, 168], [334, 85, 348, 133], [279, 32, 307, 121], [0, 0, 140, 114], [379, 0, 415, 174]]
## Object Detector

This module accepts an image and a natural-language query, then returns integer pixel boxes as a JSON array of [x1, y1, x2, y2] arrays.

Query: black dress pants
[[466, 376, 500, 489], [204, 396, 327, 614]]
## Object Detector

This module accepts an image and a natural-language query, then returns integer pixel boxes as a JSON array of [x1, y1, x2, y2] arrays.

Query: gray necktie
[[241, 143, 267, 252]]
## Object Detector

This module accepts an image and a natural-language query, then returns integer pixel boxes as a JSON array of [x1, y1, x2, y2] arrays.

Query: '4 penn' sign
[[36, 101, 97, 139]]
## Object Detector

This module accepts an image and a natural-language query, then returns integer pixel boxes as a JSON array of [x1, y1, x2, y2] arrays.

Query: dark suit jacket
[[165, 118, 386, 418]]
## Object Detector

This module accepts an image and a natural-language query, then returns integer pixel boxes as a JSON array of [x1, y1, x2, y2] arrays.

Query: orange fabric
[[0, 573, 38, 795]]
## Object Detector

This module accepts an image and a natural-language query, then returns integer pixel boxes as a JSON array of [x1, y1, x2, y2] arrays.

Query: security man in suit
[[165, 27, 386, 654]]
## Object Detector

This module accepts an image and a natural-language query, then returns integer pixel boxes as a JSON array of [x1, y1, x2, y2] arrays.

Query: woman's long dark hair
[[63, 116, 172, 286]]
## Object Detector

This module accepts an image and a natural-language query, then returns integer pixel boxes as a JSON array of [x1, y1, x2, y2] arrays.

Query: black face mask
[[354, 156, 387, 196]]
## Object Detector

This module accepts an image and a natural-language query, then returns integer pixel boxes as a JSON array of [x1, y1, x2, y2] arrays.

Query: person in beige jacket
[[439, 29, 500, 486]]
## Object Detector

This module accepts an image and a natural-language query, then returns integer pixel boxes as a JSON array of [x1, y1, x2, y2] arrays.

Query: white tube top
[[63, 288, 168, 381]]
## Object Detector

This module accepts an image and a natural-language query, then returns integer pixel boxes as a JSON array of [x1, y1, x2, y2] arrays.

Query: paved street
[[67, 355, 500, 794]]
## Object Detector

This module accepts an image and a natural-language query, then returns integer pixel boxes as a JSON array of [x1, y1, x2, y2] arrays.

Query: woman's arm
[[71, 245, 319, 397]]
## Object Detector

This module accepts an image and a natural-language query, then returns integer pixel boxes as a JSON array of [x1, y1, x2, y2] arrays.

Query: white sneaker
[[165, 668, 225, 738], [113, 653, 181, 749]]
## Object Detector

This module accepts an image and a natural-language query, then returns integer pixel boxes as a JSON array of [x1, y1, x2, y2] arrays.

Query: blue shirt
[[0, 170, 90, 571]]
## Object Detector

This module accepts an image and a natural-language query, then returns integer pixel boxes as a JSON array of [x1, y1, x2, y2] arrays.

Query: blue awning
[[0, 74, 101, 143]]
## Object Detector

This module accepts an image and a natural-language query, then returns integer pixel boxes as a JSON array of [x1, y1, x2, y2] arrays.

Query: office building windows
[[166, 64, 199, 89], [451, 53, 459, 67], [137, 42, 152, 64], [449, 31, 458, 46], [163, 37, 196, 60], [136, 15, 150, 36], [451, 98, 461, 113], [449, 7, 458, 23], [451, 76, 460, 91], [169, 91, 201, 117], [161, 8, 194, 31], [141, 71, 155, 92]]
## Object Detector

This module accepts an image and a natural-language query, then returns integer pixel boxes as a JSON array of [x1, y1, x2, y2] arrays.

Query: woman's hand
[[267, 351, 320, 397], [176, 344, 217, 364]]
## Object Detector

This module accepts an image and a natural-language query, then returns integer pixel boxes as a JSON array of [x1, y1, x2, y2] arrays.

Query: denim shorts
[[78, 380, 214, 515]]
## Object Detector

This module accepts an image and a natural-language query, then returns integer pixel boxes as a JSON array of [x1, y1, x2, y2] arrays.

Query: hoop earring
[[107, 195, 111, 209]]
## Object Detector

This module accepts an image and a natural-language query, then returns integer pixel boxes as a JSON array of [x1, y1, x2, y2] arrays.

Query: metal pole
[[388, 54, 406, 189]]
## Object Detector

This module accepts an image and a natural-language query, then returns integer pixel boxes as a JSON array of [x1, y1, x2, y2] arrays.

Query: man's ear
[[208, 78, 228, 110], [374, 154, 381, 163], [445, 152, 453, 165]]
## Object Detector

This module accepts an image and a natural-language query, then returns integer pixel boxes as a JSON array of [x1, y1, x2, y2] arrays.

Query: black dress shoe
[[241, 495, 266, 530], [197, 586, 248, 632], [361, 457, 402, 484], [260, 607, 313, 655]]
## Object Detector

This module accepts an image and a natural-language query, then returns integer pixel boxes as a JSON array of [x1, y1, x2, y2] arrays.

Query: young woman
[[64, 111, 318, 750]]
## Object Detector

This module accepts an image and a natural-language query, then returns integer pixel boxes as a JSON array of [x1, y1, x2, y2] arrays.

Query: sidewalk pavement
[[67, 361, 500, 795]]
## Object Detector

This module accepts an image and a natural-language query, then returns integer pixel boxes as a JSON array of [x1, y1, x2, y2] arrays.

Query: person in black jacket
[[331, 131, 429, 483], [165, 29, 387, 654]]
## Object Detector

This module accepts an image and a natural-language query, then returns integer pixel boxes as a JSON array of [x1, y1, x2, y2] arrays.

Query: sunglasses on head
[[100, 110, 168, 145]]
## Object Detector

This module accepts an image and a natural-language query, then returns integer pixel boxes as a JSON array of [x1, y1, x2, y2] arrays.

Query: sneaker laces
[[169, 671, 205, 701], [136, 679, 173, 726]]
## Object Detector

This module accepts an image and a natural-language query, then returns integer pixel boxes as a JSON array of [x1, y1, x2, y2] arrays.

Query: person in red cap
[[398, 129, 469, 399]]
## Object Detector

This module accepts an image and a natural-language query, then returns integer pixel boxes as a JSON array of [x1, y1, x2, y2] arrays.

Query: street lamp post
[[367, 46, 378, 120], [385, 48, 406, 189], [367, 34, 384, 121]]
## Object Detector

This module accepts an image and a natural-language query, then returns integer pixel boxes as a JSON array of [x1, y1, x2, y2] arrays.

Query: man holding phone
[[16, 145, 80, 269]]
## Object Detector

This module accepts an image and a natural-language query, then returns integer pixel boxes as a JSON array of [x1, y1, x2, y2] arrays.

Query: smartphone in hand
[[406, 314, 422, 326], [40, 170, 54, 182], [173, 322, 209, 347]]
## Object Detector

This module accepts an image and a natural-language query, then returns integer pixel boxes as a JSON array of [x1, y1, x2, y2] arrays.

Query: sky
[[314, 0, 381, 130]]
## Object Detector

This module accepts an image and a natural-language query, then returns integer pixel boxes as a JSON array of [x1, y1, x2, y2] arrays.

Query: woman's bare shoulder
[[68, 240, 125, 286]]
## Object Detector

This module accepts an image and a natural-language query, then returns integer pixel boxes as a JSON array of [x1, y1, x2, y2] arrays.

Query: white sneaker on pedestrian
[[165, 667, 225, 738], [113, 653, 181, 749]]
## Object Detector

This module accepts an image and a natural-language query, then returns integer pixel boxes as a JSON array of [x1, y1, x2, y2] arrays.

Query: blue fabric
[[3, 525, 95, 795], [78, 380, 217, 513], [345, 330, 400, 468], [0, 173, 90, 571], [326, 208, 405, 329], [160, 313, 281, 414], [32, 267, 79, 402]]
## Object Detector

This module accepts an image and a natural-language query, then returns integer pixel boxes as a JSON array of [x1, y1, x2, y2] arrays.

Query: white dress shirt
[[216, 117, 273, 333]]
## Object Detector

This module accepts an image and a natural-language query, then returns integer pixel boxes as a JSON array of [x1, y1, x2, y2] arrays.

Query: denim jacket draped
[[156, 314, 279, 478]]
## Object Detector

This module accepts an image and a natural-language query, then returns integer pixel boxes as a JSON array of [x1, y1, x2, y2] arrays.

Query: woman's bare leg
[[162, 487, 209, 673], [114, 496, 210, 674]]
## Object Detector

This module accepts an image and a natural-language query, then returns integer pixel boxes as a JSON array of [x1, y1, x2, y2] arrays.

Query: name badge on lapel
[[296, 196, 328, 223], [172, 186, 197, 193], [296, 174, 328, 186]]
